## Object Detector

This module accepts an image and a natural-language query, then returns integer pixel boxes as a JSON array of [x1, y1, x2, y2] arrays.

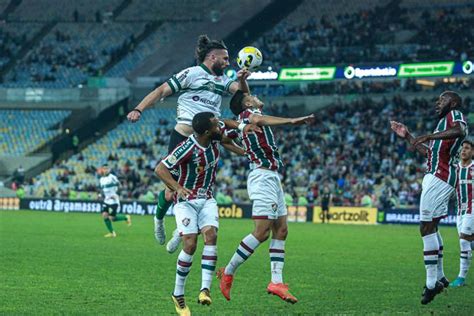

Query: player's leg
[[266, 181, 297, 304], [197, 198, 219, 305], [217, 218, 271, 301], [322, 209, 326, 223], [155, 129, 188, 244], [451, 214, 474, 287], [419, 174, 452, 304], [102, 211, 116, 237], [434, 220, 449, 287], [171, 201, 198, 315]]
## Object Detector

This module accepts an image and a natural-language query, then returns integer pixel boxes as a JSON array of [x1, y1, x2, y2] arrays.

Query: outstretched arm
[[390, 121, 429, 155], [127, 83, 173, 123], [229, 69, 251, 94], [412, 122, 466, 147], [250, 113, 315, 127]]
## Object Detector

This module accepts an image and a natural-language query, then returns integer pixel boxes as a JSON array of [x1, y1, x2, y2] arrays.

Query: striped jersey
[[454, 162, 473, 216], [238, 108, 283, 171], [99, 174, 120, 205], [426, 110, 467, 186], [162, 134, 220, 202], [166, 64, 234, 126]]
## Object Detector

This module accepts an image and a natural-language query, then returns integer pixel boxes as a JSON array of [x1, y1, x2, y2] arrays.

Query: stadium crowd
[[19, 94, 472, 209], [255, 5, 473, 69]]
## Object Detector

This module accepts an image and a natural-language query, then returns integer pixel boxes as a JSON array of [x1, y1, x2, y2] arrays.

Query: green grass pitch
[[1, 210, 473, 315]]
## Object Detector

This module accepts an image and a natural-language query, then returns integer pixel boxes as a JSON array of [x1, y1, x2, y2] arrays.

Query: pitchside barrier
[[0, 198, 456, 226]]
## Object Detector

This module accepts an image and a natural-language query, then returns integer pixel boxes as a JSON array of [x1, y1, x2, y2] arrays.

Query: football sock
[[422, 233, 439, 289], [114, 215, 127, 221], [459, 238, 472, 278], [201, 245, 217, 290], [104, 218, 114, 233], [225, 234, 260, 275], [174, 250, 193, 296], [156, 190, 172, 220], [269, 239, 285, 284], [436, 231, 445, 280]]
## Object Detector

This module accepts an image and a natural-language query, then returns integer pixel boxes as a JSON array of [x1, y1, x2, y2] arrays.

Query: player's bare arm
[[127, 83, 174, 123], [228, 69, 251, 94], [155, 162, 192, 199], [223, 119, 262, 133], [221, 135, 245, 156], [412, 122, 466, 147], [249, 113, 315, 127], [390, 120, 429, 155]]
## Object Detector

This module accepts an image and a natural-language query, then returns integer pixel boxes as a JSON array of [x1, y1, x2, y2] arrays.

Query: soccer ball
[[236, 46, 263, 71]]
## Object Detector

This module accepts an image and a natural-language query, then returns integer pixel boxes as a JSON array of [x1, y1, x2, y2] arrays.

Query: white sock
[[459, 239, 472, 279], [225, 234, 260, 275], [422, 233, 439, 289], [436, 232, 445, 280], [174, 250, 193, 296], [269, 239, 285, 284], [201, 245, 217, 290]]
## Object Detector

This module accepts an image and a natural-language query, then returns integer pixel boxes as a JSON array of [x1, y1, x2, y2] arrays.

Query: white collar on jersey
[[459, 161, 473, 168], [190, 134, 210, 150]]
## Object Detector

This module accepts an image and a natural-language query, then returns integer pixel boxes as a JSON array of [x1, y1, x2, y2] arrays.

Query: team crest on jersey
[[196, 166, 204, 174], [182, 218, 191, 227], [205, 81, 215, 91], [168, 155, 178, 164]]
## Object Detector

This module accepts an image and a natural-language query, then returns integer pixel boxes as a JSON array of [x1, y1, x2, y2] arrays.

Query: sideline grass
[[0, 210, 472, 315]]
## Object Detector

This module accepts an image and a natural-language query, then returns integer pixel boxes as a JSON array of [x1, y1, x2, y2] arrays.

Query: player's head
[[436, 91, 462, 118], [195, 34, 229, 76], [100, 164, 110, 176], [192, 112, 222, 141], [230, 90, 264, 116], [460, 139, 473, 161]]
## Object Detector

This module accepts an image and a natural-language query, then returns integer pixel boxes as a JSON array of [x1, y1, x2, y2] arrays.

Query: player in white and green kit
[[99, 164, 131, 237], [127, 35, 254, 247]]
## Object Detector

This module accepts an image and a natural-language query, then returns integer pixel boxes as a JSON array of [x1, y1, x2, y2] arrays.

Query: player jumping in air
[[450, 139, 474, 287], [217, 91, 314, 304], [99, 164, 131, 237], [155, 112, 243, 316], [390, 91, 467, 304], [127, 34, 256, 248]]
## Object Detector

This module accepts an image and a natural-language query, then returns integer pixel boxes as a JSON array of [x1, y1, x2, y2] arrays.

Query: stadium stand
[[0, 109, 71, 155], [21, 93, 472, 208], [253, 0, 474, 69], [3, 23, 146, 88], [7, 0, 122, 22]]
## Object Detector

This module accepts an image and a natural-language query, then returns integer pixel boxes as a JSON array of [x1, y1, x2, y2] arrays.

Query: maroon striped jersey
[[426, 110, 467, 186], [237, 108, 283, 171], [162, 134, 220, 203], [455, 162, 473, 216]]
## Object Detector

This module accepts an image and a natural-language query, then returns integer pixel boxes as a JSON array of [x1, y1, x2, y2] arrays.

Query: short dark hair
[[192, 112, 215, 135], [462, 138, 473, 147], [443, 91, 462, 108], [230, 90, 246, 116], [195, 34, 227, 64]]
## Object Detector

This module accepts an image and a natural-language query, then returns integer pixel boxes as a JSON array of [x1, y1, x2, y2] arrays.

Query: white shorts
[[174, 198, 219, 235], [419, 174, 454, 222], [247, 168, 287, 220], [456, 214, 474, 236]]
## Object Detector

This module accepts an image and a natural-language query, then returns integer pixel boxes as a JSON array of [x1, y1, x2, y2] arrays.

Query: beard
[[212, 63, 224, 76], [438, 106, 450, 119]]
